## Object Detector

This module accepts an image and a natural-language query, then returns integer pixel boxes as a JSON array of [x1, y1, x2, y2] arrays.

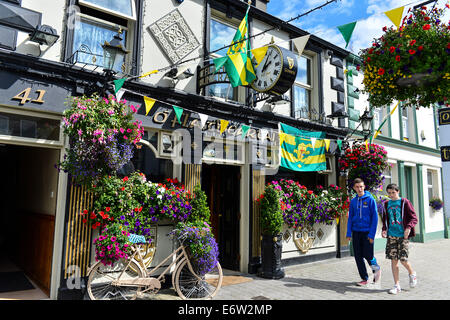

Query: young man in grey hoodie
[[346, 178, 381, 286]]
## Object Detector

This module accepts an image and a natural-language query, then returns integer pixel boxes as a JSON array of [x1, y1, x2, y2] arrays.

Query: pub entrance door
[[202, 164, 240, 271]]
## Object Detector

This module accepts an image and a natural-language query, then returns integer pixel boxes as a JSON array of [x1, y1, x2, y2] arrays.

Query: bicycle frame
[[112, 242, 202, 294]]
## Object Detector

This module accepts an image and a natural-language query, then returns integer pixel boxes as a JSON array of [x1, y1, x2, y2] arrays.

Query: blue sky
[[266, 0, 450, 54]]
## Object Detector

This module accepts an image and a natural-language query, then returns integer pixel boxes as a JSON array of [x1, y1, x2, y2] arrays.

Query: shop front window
[[0, 112, 60, 140]]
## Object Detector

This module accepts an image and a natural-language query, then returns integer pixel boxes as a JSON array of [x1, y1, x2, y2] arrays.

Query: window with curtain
[[72, 18, 127, 72], [69, 0, 135, 73], [293, 55, 312, 119]]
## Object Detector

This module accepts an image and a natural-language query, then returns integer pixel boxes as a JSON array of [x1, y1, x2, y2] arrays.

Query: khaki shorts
[[385, 236, 409, 261]]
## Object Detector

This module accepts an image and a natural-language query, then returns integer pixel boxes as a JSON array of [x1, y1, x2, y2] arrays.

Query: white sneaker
[[389, 284, 401, 294], [409, 272, 417, 288]]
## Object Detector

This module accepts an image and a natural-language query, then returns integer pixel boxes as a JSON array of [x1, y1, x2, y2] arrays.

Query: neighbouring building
[[1, 0, 445, 300]]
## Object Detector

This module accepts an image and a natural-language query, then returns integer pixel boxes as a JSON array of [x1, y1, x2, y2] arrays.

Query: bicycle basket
[[128, 233, 147, 244]]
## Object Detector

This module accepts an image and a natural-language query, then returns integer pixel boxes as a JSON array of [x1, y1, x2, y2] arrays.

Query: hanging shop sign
[[0, 70, 72, 114], [438, 108, 450, 218]]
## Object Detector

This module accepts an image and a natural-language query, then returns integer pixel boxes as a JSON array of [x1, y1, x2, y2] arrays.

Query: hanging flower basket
[[339, 142, 389, 192], [57, 94, 144, 185], [359, 5, 450, 108]]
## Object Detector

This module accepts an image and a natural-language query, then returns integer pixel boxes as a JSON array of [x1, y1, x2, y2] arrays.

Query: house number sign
[[11, 88, 46, 105]]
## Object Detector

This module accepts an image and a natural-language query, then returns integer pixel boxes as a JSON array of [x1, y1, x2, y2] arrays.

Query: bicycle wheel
[[174, 259, 223, 299], [87, 259, 143, 300]]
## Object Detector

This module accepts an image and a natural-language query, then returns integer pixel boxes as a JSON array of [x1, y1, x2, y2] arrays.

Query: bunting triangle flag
[[139, 69, 158, 79], [241, 124, 250, 139], [115, 88, 126, 101], [337, 21, 357, 48], [337, 139, 342, 151], [384, 6, 404, 29], [173, 105, 183, 124], [292, 34, 310, 56], [310, 137, 316, 150], [220, 120, 229, 134], [198, 113, 208, 128], [250, 46, 268, 66], [324, 139, 330, 152], [113, 78, 127, 94], [213, 56, 229, 73], [143, 96, 156, 116]]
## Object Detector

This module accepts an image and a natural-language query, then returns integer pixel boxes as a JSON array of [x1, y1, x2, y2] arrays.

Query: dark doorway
[[202, 164, 240, 271]]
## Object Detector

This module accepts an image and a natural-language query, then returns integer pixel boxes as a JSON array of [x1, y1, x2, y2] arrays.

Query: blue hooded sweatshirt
[[346, 191, 378, 240]]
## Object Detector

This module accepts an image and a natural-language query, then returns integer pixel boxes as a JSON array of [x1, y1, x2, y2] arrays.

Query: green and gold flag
[[223, 4, 256, 87], [279, 123, 326, 172]]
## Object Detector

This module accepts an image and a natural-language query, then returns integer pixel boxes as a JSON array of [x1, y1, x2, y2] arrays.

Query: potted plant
[[429, 197, 444, 211], [259, 184, 285, 279], [359, 5, 450, 108], [339, 142, 389, 192]]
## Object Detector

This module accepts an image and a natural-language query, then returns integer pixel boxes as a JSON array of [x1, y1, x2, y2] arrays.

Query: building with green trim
[[346, 53, 449, 250]]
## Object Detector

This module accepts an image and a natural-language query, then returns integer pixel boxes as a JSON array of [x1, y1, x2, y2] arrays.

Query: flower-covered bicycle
[[86, 230, 223, 300]]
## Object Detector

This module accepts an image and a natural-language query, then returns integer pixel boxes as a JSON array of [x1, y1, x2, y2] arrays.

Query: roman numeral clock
[[251, 44, 298, 95]]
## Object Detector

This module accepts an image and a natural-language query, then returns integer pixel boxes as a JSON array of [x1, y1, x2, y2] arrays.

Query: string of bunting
[[112, 86, 365, 151]]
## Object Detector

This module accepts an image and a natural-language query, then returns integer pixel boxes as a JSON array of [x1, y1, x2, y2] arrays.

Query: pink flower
[[123, 135, 128, 139]]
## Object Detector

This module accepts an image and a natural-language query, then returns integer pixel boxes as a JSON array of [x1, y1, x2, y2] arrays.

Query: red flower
[[105, 207, 111, 212], [423, 24, 431, 30], [378, 68, 385, 75], [447, 43, 450, 49], [409, 39, 416, 46], [409, 49, 416, 55], [368, 48, 374, 54], [424, 16, 430, 21], [418, 45, 424, 51], [389, 46, 395, 53], [123, 176, 129, 182], [395, 55, 401, 61], [121, 187, 125, 191]]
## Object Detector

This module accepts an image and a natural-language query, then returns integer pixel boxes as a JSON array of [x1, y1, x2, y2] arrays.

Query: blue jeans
[[352, 231, 379, 281]]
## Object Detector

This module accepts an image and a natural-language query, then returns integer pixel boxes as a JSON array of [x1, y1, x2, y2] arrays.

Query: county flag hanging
[[279, 123, 326, 172], [223, 4, 256, 87]]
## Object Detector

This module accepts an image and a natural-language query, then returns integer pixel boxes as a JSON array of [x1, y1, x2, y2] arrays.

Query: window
[[208, 18, 240, 102], [69, 0, 136, 73], [373, 107, 384, 135], [382, 165, 392, 193], [402, 107, 409, 141], [79, 0, 136, 20], [427, 169, 438, 201], [293, 55, 312, 119]]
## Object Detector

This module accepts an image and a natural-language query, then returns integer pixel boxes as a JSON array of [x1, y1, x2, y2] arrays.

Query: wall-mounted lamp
[[102, 29, 129, 72], [29, 24, 59, 47]]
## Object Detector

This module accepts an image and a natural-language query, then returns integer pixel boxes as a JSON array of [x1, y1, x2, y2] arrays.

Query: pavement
[[146, 238, 450, 301]]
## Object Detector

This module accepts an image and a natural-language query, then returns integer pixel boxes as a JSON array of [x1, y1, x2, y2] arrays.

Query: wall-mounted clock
[[251, 44, 298, 95]]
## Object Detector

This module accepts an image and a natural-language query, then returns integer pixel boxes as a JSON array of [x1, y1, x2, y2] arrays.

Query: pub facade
[[0, 0, 360, 299]]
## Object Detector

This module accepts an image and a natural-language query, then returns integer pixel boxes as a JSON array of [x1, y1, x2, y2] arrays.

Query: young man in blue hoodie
[[346, 178, 381, 286]]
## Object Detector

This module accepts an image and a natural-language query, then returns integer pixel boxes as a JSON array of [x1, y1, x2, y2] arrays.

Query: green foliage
[[188, 184, 211, 224], [260, 184, 283, 235]]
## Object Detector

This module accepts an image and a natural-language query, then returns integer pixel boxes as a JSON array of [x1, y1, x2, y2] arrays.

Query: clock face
[[251, 46, 283, 92]]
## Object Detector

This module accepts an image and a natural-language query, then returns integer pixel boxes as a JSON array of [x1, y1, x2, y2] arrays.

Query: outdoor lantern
[[29, 24, 59, 47], [359, 108, 373, 138], [101, 29, 129, 72]]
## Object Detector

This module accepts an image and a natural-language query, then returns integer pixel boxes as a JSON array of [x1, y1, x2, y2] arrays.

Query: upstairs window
[[208, 17, 242, 102], [68, 0, 136, 73], [293, 55, 312, 119], [79, 0, 136, 20]]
